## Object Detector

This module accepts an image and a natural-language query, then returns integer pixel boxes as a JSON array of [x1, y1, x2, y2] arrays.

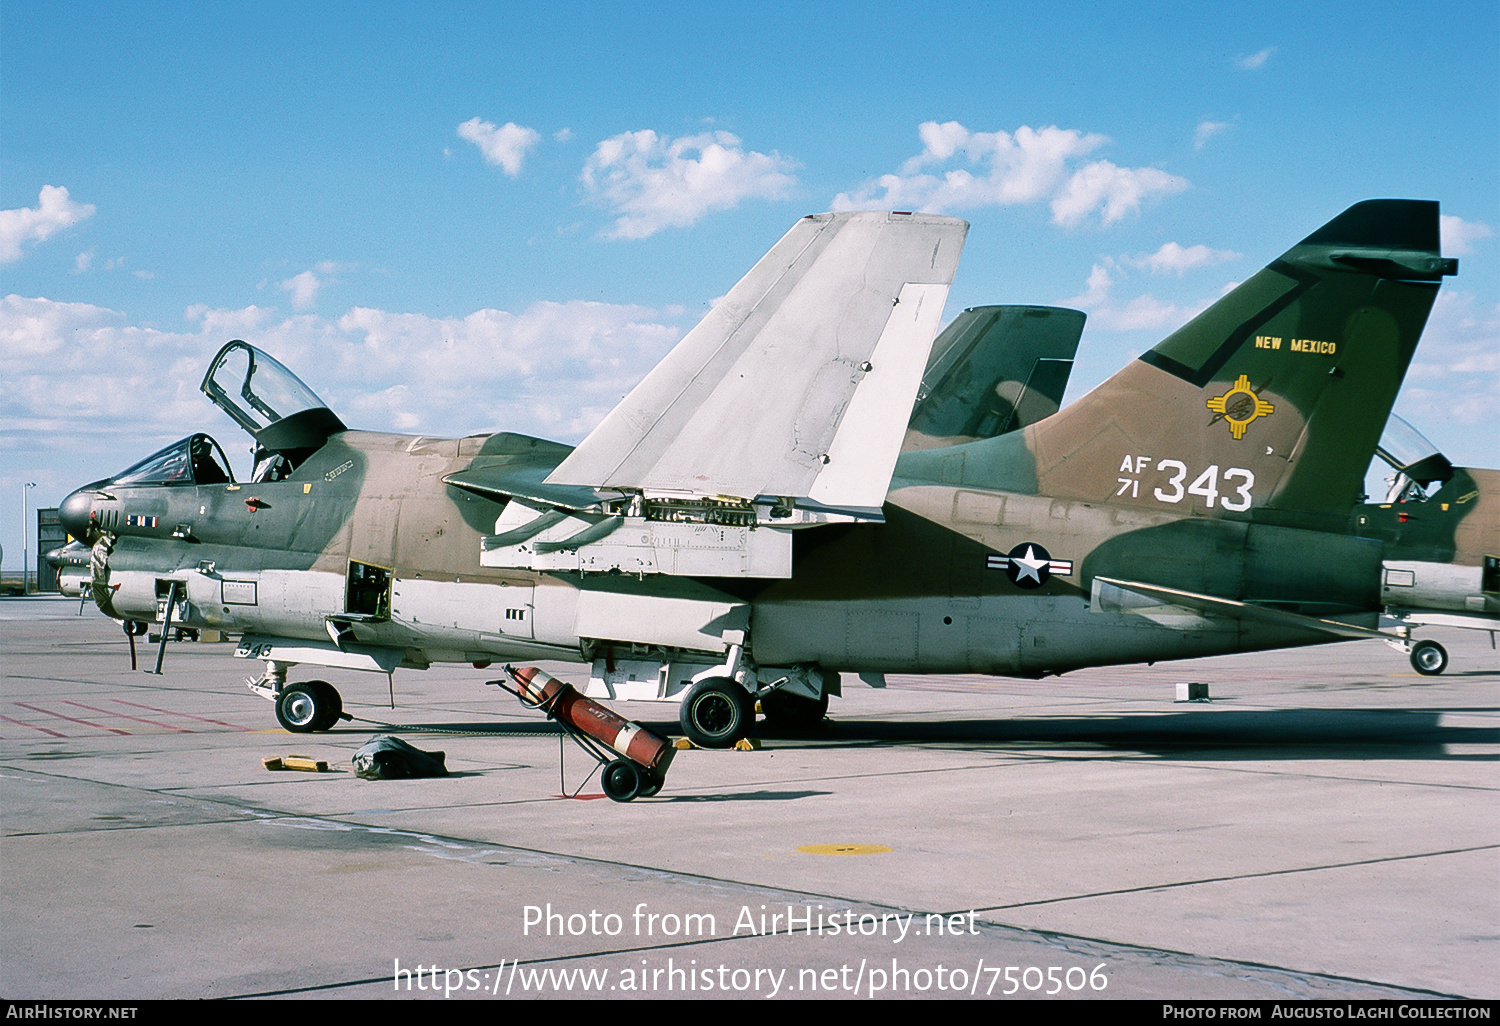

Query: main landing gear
[[678, 677, 752, 749], [676, 676, 832, 748], [759, 688, 830, 730]]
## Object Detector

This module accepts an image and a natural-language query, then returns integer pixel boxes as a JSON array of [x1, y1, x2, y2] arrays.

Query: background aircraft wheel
[[601, 760, 641, 802], [1410, 640, 1448, 676], [276, 683, 328, 733], [306, 680, 343, 731], [759, 688, 829, 730], [680, 677, 752, 749]]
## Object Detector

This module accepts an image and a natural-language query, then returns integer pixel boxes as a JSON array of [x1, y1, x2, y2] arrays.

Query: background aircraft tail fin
[[915, 199, 1455, 520], [902, 305, 1084, 452]]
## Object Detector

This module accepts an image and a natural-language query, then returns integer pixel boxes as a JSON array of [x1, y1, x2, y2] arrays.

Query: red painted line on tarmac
[[0, 714, 68, 738], [63, 700, 190, 732], [13, 702, 131, 735], [558, 794, 609, 801], [108, 698, 247, 730]]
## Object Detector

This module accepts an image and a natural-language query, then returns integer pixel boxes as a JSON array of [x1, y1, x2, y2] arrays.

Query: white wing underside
[[545, 211, 968, 511]]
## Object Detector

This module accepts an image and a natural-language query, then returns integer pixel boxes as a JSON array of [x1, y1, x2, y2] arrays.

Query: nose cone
[[58, 486, 99, 541]]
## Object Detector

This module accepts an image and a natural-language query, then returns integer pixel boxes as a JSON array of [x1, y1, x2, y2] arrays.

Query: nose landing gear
[[1409, 639, 1449, 676], [274, 679, 346, 732]]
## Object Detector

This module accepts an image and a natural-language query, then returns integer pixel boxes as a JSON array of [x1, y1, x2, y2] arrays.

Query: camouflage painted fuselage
[[74, 199, 1498, 694]]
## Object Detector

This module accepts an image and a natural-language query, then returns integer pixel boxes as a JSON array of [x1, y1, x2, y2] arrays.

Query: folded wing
[[546, 211, 968, 514]]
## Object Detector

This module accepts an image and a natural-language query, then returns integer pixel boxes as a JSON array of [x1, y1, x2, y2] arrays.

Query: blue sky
[[3, 1, 1496, 569]]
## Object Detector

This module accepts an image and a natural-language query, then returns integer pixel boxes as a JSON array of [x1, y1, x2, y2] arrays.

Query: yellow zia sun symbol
[[1206, 374, 1274, 440]]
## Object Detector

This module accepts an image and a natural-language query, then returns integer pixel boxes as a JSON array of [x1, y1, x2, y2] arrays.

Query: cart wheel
[[602, 760, 642, 803], [636, 772, 662, 798]]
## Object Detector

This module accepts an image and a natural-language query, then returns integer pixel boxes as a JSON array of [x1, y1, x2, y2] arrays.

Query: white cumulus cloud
[[833, 122, 1187, 228], [1062, 253, 1224, 333], [457, 118, 541, 176], [1399, 291, 1500, 429], [581, 130, 797, 239], [1194, 120, 1229, 150], [1439, 215, 1494, 256], [280, 270, 323, 310], [1237, 47, 1277, 70], [0, 293, 687, 477], [1129, 242, 1241, 276], [0, 185, 96, 263], [1050, 162, 1190, 228]]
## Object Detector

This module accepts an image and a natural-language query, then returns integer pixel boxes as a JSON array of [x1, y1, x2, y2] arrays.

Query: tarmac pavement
[[2, 594, 1495, 1000]]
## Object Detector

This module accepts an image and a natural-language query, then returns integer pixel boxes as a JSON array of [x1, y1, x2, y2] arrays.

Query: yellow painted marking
[[796, 843, 893, 856], [1206, 374, 1275, 440]]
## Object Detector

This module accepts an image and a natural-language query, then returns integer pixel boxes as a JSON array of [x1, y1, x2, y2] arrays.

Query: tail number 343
[[1117, 458, 1255, 511]]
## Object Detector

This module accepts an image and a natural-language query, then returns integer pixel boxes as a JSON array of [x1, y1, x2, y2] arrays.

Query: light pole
[[22, 482, 36, 595]]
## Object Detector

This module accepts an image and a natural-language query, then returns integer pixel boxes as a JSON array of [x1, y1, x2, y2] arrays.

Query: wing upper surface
[[545, 211, 968, 510]]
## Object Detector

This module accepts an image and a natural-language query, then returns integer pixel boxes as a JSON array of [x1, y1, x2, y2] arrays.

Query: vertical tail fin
[[1018, 199, 1455, 518]]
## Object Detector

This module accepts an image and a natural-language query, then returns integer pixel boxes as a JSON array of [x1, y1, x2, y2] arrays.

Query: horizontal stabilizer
[[1093, 576, 1388, 641], [546, 211, 968, 510]]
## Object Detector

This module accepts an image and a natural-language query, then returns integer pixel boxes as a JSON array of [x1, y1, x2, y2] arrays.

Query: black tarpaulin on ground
[[352, 736, 449, 779]]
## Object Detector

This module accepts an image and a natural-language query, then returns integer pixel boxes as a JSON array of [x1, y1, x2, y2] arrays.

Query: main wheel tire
[[1410, 639, 1448, 676], [759, 688, 829, 730], [680, 677, 752, 749], [276, 683, 328, 733], [307, 680, 343, 731], [601, 760, 642, 803]]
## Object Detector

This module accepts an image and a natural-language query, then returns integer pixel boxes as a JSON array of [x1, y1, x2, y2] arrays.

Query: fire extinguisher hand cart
[[489, 665, 676, 803]]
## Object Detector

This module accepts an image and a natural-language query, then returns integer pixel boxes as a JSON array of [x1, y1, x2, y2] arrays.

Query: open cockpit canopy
[[201, 340, 346, 470], [1374, 414, 1454, 502]]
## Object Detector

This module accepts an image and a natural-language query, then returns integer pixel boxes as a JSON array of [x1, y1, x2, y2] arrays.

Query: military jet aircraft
[[58, 201, 1494, 748], [1354, 415, 1498, 673]]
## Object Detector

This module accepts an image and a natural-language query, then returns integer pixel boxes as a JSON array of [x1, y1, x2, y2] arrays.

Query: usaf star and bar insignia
[[986, 543, 1073, 589]]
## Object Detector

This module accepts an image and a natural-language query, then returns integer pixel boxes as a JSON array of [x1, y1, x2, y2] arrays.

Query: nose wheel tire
[[1410, 640, 1448, 676], [276, 680, 343, 732], [679, 677, 752, 749]]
